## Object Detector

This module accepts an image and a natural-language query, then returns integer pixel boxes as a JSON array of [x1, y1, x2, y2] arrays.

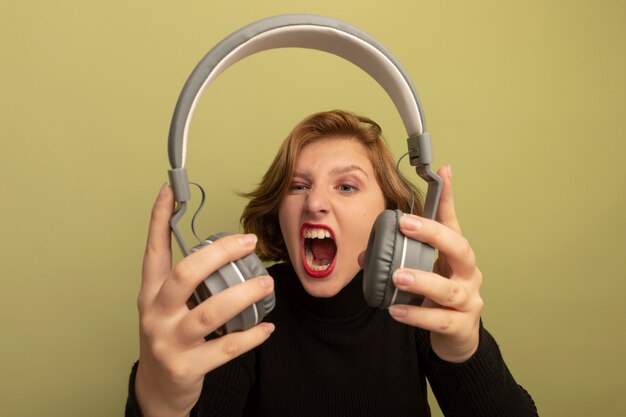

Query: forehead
[[295, 136, 374, 172]]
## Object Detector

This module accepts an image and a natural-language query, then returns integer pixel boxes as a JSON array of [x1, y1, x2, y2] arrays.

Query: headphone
[[167, 14, 442, 334]]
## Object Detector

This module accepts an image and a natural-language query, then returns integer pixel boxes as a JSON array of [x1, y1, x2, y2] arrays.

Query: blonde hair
[[240, 109, 423, 262]]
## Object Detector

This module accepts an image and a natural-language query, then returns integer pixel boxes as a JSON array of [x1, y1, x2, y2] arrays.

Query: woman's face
[[278, 136, 386, 298]]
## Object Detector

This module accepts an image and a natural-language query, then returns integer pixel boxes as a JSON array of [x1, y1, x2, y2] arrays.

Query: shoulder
[[264, 262, 294, 317], [266, 262, 295, 296], [267, 262, 292, 278]]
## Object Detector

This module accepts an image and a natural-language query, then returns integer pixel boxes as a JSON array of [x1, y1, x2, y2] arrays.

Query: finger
[[399, 214, 476, 278], [389, 303, 464, 335], [435, 165, 461, 234], [141, 184, 174, 298], [188, 322, 275, 375], [177, 275, 274, 344], [392, 269, 469, 310], [157, 234, 259, 311]]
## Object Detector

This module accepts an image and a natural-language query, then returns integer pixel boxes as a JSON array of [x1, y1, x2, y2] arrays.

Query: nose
[[304, 186, 330, 216]]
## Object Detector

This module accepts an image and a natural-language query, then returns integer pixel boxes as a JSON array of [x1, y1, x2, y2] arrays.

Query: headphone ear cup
[[362, 210, 430, 309], [192, 232, 276, 335], [232, 251, 276, 315], [362, 210, 405, 308]]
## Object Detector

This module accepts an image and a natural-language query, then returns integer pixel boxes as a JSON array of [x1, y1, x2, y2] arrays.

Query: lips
[[300, 223, 337, 278]]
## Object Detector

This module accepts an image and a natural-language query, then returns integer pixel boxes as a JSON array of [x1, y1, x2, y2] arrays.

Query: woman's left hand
[[389, 165, 484, 363]]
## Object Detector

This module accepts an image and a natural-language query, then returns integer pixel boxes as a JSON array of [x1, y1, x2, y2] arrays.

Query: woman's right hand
[[135, 184, 275, 417]]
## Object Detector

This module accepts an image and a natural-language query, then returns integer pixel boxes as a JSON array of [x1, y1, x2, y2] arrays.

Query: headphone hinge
[[406, 133, 433, 166]]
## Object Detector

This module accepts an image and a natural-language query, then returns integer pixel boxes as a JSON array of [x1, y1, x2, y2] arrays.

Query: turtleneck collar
[[268, 263, 374, 320]]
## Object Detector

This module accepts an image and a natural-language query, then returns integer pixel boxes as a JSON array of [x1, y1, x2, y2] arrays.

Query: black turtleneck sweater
[[126, 263, 537, 417]]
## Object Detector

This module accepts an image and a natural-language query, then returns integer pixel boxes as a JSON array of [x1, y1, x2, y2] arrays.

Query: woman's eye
[[337, 184, 357, 193], [289, 183, 310, 192]]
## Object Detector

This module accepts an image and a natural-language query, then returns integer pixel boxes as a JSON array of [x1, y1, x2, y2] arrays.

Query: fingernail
[[239, 234, 257, 246], [389, 305, 407, 318], [400, 216, 422, 231], [447, 165, 452, 180], [261, 322, 275, 335], [258, 276, 273, 288], [393, 270, 414, 286]]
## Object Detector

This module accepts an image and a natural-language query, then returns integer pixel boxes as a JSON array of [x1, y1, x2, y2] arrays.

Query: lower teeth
[[305, 250, 331, 271]]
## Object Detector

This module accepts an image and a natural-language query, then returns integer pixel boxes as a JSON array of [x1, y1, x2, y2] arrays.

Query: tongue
[[310, 239, 336, 260]]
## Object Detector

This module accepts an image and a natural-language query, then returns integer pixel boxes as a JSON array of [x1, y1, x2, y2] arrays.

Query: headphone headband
[[167, 14, 441, 256], [168, 14, 427, 169]]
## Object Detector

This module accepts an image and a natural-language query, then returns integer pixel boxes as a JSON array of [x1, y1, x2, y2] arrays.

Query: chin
[[300, 279, 343, 298], [296, 266, 356, 298]]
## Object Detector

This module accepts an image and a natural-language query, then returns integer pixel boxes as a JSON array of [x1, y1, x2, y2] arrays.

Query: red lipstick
[[300, 223, 337, 279]]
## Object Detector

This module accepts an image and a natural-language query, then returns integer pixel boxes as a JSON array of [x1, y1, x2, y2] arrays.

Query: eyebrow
[[293, 165, 370, 180], [329, 165, 370, 178]]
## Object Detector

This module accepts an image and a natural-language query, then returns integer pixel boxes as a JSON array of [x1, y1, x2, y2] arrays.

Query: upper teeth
[[304, 228, 331, 239]]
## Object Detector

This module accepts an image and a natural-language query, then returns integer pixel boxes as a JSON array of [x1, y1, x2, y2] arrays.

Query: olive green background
[[2, 1, 624, 416]]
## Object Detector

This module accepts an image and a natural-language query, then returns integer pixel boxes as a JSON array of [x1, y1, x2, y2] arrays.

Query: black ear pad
[[363, 210, 433, 309], [190, 232, 275, 335]]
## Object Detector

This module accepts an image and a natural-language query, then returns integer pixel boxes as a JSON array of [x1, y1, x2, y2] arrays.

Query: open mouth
[[301, 224, 337, 278]]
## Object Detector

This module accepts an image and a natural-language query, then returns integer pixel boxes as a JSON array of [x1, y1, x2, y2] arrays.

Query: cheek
[[346, 209, 380, 247], [278, 202, 300, 247], [354, 200, 385, 243]]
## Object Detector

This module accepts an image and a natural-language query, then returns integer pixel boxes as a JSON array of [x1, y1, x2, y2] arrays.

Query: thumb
[[141, 184, 174, 296], [435, 165, 461, 234]]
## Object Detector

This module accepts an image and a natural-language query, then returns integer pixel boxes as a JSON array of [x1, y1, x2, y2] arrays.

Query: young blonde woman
[[127, 110, 537, 417]]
